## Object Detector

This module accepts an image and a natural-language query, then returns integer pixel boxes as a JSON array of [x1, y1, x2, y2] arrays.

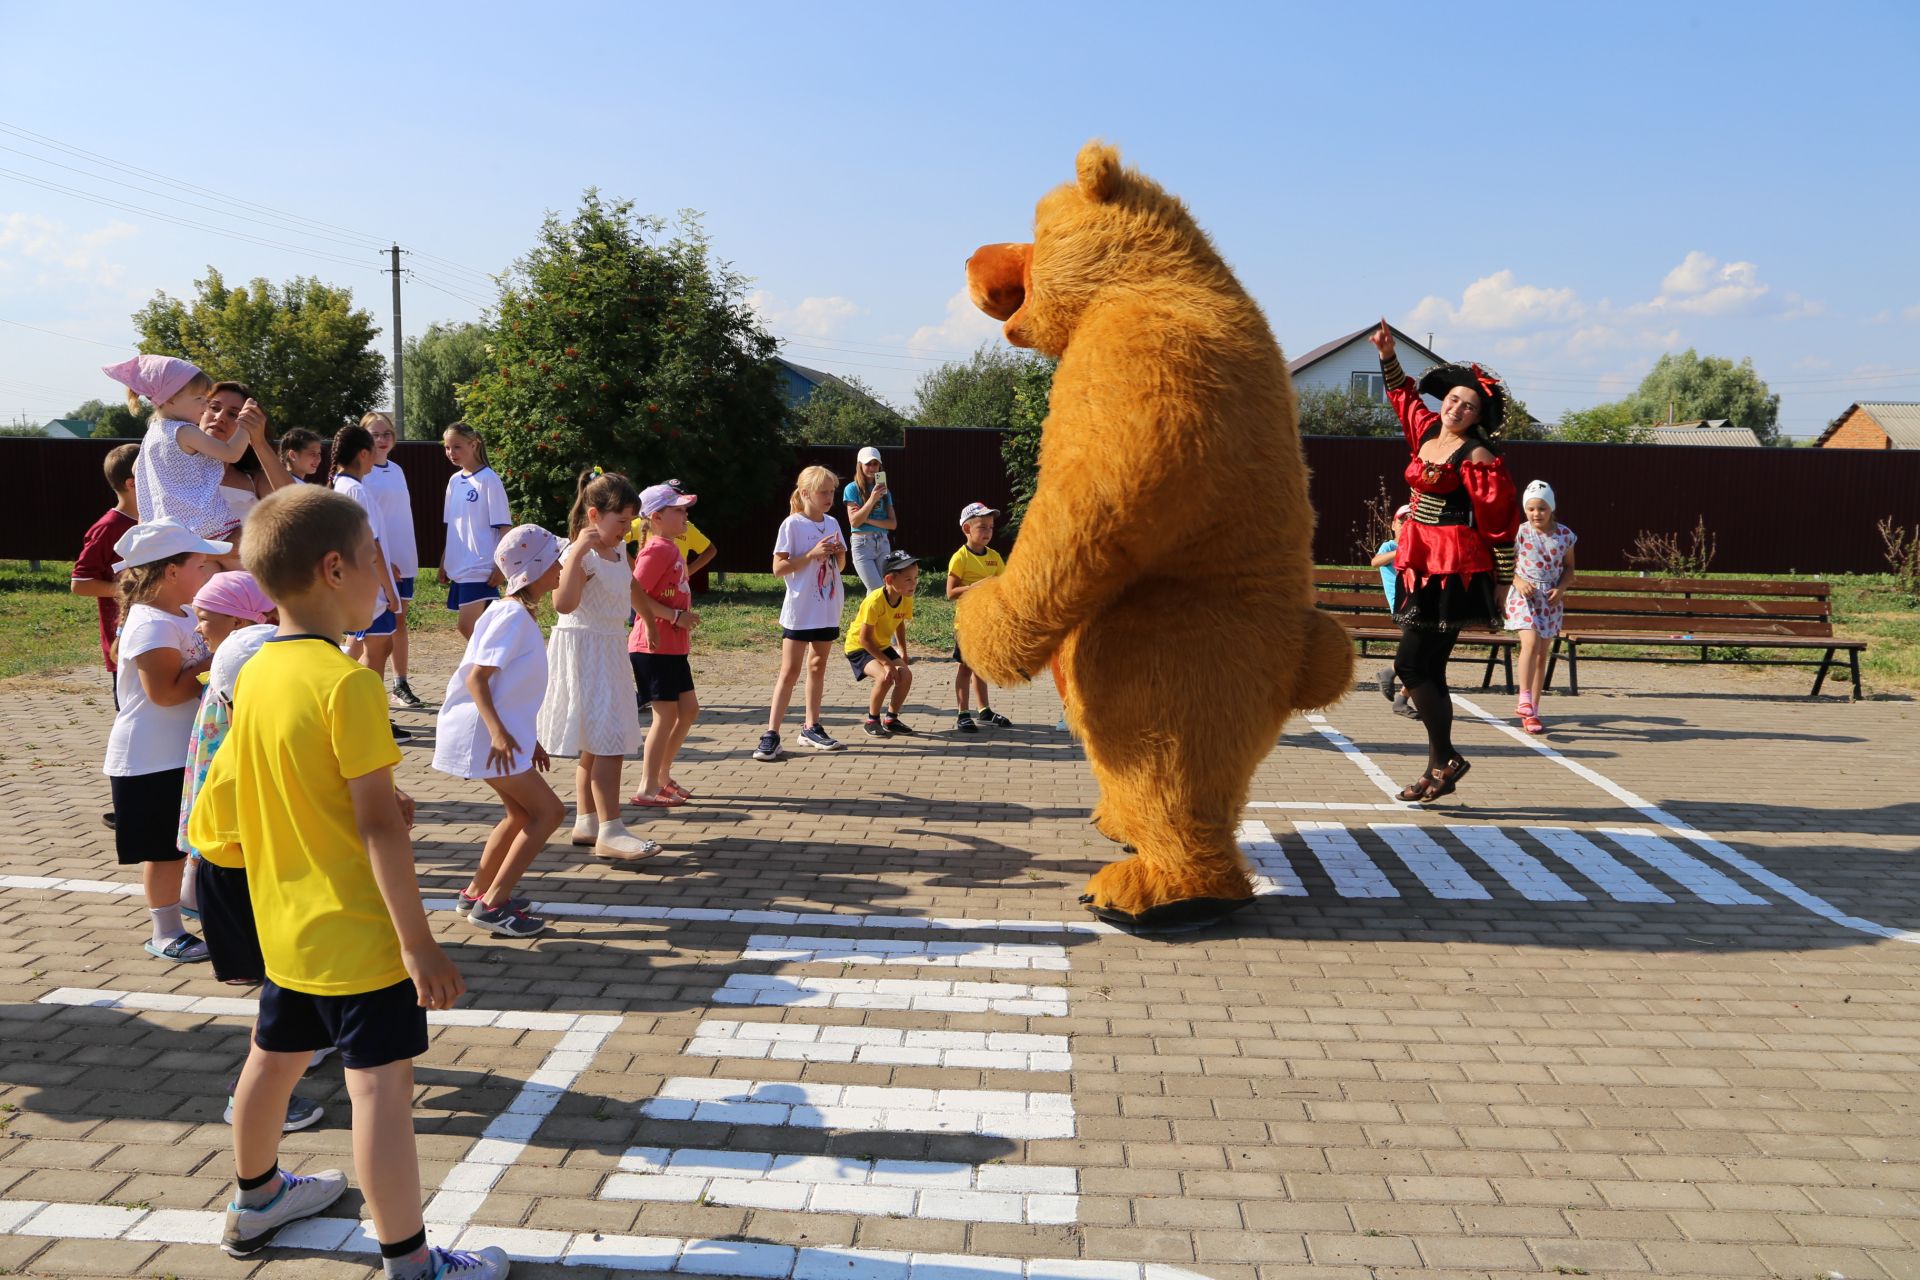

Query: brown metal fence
[[6, 431, 1915, 576]]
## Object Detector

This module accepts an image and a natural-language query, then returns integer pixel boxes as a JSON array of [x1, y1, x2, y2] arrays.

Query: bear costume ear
[[1076, 141, 1122, 202]]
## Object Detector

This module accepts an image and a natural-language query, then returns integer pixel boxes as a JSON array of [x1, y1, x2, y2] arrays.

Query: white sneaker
[[594, 822, 660, 861], [221, 1168, 347, 1256], [569, 813, 600, 846]]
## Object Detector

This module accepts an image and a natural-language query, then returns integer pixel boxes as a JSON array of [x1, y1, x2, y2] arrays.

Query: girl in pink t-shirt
[[628, 481, 703, 807]]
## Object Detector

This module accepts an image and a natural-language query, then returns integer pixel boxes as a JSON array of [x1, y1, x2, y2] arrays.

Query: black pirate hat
[[1418, 362, 1508, 436]]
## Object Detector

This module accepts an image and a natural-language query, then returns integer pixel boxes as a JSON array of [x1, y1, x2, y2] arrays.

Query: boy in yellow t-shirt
[[189, 487, 500, 1278], [947, 502, 1012, 733], [844, 549, 918, 737]]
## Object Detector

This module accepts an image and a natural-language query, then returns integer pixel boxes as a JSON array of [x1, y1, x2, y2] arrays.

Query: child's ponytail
[[790, 465, 838, 515], [330, 424, 374, 482], [567, 467, 641, 539], [445, 420, 488, 468], [125, 387, 144, 417]]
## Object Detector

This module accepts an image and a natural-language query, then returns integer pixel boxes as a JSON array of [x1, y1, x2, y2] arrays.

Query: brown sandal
[[1422, 755, 1472, 802], [1397, 774, 1436, 803]]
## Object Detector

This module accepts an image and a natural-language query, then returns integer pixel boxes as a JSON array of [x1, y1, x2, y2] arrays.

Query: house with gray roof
[[1815, 401, 1920, 450]]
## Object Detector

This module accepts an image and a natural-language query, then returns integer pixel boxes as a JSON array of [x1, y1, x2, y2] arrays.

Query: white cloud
[[1794, 355, 1833, 371], [0, 213, 137, 292], [906, 288, 1005, 359], [746, 289, 861, 338], [1637, 250, 1770, 316], [1780, 291, 1825, 320], [1406, 269, 1582, 332]]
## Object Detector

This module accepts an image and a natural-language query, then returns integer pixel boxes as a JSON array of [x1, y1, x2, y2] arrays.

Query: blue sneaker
[[425, 1245, 511, 1278], [797, 723, 844, 752]]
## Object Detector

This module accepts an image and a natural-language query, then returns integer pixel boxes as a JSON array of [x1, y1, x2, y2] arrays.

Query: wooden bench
[[1542, 574, 1866, 700], [1314, 568, 1517, 693]]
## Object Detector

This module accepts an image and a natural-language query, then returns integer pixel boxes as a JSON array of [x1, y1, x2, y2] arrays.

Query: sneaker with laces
[[862, 717, 890, 738], [458, 891, 531, 920], [797, 723, 844, 751], [145, 933, 210, 964], [220, 1168, 348, 1257], [977, 709, 1012, 728], [388, 678, 425, 710], [955, 712, 979, 734], [223, 1092, 325, 1132], [882, 714, 914, 735], [422, 1245, 511, 1279], [390, 719, 412, 741], [470, 902, 547, 938], [752, 730, 782, 761]]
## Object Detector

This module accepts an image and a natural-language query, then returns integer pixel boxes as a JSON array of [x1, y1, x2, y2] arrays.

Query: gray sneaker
[[459, 891, 532, 920], [424, 1245, 512, 1278], [223, 1092, 325, 1133], [470, 902, 547, 938], [220, 1168, 348, 1257]]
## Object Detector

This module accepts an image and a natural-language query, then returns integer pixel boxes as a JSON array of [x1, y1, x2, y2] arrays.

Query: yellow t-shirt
[[948, 544, 1005, 587], [187, 636, 407, 996], [844, 586, 915, 655], [628, 517, 711, 560]]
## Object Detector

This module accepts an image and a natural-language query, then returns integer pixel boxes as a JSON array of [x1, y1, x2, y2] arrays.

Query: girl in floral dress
[[1504, 480, 1577, 734]]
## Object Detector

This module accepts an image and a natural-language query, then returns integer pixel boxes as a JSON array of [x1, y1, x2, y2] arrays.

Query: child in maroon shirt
[[72, 443, 142, 676]]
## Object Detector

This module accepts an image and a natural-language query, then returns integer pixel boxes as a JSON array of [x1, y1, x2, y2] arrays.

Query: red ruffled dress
[[1388, 382, 1519, 631]]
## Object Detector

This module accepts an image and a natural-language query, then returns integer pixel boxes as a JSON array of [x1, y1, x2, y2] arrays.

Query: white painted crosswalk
[[1238, 818, 1775, 908]]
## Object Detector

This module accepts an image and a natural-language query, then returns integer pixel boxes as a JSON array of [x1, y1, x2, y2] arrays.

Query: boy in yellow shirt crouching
[[946, 502, 1012, 733], [190, 486, 505, 1278], [845, 549, 919, 737]]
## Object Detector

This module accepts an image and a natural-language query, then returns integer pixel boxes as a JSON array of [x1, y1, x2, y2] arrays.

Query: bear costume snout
[[966, 241, 1032, 337]]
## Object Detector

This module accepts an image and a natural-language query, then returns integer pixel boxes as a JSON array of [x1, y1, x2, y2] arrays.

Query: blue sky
[[2, 0, 1915, 438]]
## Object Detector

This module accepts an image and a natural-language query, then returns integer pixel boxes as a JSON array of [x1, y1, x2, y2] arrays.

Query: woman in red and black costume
[[1367, 320, 1519, 802]]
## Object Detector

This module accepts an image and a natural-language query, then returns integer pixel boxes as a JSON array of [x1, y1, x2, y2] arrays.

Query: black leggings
[[1394, 626, 1461, 770]]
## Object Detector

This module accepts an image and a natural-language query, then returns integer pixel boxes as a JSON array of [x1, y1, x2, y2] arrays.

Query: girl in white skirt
[[538, 469, 657, 860]]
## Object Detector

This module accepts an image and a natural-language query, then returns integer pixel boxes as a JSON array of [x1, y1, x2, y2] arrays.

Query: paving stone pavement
[[0, 636, 1916, 1279]]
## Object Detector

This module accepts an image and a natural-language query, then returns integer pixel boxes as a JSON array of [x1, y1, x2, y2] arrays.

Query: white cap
[[856, 446, 883, 466], [958, 501, 1001, 526], [1523, 479, 1556, 511], [111, 518, 232, 573]]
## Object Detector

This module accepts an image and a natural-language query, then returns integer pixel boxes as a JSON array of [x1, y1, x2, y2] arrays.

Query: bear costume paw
[[1078, 855, 1256, 932]]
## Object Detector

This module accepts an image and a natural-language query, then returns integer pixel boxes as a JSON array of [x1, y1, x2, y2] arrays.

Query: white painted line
[[0, 1200, 1218, 1280], [686, 1021, 1071, 1072], [1292, 821, 1398, 898], [1601, 827, 1770, 906], [1369, 825, 1494, 900], [1446, 825, 1586, 902], [741, 936, 1070, 972], [1235, 820, 1307, 896], [1525, 826, 1672, 903], [607, 1148, 1077, 1224], [1246, 800, 1417, 812], [1301, 713, 1406, 800], [713, 975, 1068, 1017], [641, 1079, 1074, 1140], [0, 873, 139, 896], [1451, 692, 1920, 944], [36, 988, 625, 1035]]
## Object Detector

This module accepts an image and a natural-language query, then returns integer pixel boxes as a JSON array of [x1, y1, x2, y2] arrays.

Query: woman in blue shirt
[[844, 446, 898, 592]]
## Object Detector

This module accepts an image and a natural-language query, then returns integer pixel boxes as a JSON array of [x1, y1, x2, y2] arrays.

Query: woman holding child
[[1367, 320, 1519, 803]]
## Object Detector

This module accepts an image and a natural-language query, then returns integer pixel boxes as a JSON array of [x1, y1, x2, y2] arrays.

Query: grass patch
[[0, 561, 958, 682]]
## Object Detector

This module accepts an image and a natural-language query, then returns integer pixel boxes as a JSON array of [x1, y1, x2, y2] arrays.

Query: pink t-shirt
[[628, 536, 691, 656]]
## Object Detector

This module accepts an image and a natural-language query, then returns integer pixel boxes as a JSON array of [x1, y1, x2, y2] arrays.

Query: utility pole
[[387, 244, 405, 436]]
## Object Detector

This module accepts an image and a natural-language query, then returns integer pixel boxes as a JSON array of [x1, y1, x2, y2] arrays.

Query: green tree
[[0, 421, 46, 437], [1497, 394, 1550, 442], [132, 268, 386, 436], [788, 373, 907, 446], [1554, 401, 1654, 444], [1295, 385, 1398, 437], [1620, 348, 1781, 445], [1000, 357, 1057, 536], [63, 397, 145, 439], [913, 343, 1042, 428], [402, 320, 495, 439], [459, 192, 789, 531]]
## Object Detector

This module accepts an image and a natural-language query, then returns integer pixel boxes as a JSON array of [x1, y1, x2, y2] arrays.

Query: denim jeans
[[850, 531, 890, 593]]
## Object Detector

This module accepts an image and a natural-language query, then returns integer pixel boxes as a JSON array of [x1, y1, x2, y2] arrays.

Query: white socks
[[594, 819, 658, 860], [149, 903, 184, 946], [570, 812, 600, 846]]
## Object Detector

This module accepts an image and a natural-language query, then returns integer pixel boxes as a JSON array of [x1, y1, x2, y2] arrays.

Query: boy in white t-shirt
[[754, 465, 847, 760]]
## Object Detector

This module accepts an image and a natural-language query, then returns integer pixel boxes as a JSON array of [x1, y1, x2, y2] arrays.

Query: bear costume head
[[953, 140, 1353, 930]]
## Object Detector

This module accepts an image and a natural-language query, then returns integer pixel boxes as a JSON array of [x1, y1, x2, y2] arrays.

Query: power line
[[0, 316, 126, 349]]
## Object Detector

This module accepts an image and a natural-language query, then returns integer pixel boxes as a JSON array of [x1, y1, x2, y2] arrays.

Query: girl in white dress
[[538, 469, 656, 860]]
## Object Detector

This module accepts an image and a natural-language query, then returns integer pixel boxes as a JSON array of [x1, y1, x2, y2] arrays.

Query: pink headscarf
[[101, 354, 202, 409], [193, 571, 275, 624]]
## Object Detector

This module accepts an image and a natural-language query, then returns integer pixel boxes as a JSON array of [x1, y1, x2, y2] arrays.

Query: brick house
[[1815, 401, 1920, 449]]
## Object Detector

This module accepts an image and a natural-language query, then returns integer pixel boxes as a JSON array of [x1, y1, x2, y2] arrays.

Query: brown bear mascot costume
[[957, 140, 1353, 929]]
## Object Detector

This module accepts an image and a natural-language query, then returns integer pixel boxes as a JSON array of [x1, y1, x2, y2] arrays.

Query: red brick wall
[[1820, 406, 1892, 449]]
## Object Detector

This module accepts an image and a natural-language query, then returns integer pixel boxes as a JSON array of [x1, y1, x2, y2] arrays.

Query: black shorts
[[630, 652, 696, 704], [847, 646, 900, 682], [951, 643, 966, 666], [781, 626, 838, 643], [255, 976, 428, 1070], [198, 860, 264, 984], [109, 768, 187, 866]]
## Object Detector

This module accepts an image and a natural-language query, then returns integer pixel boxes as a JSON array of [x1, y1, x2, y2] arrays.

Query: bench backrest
[[1313, 569, 1835, 638]]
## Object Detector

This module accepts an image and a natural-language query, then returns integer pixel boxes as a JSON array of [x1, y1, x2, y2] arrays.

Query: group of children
[[1374, 479, 1578, 733]]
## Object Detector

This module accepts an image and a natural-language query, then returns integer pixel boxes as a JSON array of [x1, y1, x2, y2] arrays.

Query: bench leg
[[1850, 648, 1863, 702], [1543, 637, 1560, 692], [1567, 643, 1580, 696], [1810, 647, 1833, 698], [1502, 644, 1515, 694], [1480, 644, 1497, 690]]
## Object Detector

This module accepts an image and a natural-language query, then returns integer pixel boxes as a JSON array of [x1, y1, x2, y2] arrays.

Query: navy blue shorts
[[446, 581, 499, 610], [847, 646, 900, 682], [394, 575, 416, 602], [255, 976, 428, 1070], [352, 609, 398, 639], [197, 859, 264, 984], [109, 769, 186, 865], [781, 626, 838, 643], [631, 652, 696, 704]]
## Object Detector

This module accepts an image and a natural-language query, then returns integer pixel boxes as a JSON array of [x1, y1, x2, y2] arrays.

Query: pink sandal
[[663, 779, 692, 799], [1516, 693, 1537, 720], [1522, 713, 1545, 735], [628, 791, 685, 808]]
